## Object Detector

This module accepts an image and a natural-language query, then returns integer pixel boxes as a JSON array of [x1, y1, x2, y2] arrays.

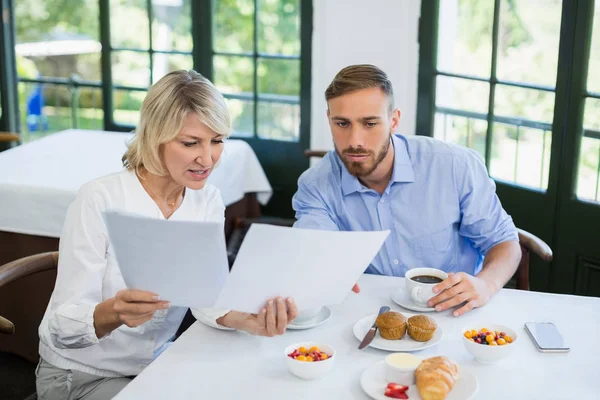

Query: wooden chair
[[303, 149, 554, 290], [515, 228, 553, 290], [0, 252, 57, 400], [0, 251, 58, 364], [0, 131, 20, 150]]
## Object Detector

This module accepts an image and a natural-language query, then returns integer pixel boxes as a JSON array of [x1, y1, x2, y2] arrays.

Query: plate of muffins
[[353, 310, 443, 352]]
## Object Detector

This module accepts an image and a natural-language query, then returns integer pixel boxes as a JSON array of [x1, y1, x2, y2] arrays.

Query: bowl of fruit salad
[[285, 342, 336, 380], [462, 324, 517, 363]]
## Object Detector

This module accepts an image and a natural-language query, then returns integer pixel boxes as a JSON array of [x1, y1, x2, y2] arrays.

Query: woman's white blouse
[[38, 170, 232, 378]]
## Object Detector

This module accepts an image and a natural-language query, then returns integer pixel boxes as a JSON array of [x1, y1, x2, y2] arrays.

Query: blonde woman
[[36, 70, 297, 400]]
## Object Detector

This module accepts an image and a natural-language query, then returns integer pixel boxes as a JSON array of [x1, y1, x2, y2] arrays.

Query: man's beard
[[337, 138, 391, 178]]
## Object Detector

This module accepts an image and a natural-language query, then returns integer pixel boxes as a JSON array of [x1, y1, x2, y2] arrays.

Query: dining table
[[114, 273, 599, 399]]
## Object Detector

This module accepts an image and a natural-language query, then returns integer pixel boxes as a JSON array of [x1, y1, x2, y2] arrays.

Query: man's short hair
[[325, 64, 395, 111]]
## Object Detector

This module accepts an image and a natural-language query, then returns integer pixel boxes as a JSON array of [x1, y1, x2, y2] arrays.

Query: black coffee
[[411, 275, 443, 284]]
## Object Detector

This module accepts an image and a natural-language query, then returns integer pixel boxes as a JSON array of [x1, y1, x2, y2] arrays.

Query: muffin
[[407, 315, 437, 342], [375, 311, 407, 340]]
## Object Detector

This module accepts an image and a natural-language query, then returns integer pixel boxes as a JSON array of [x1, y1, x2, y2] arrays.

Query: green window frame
[[6, 0, 310, 144], [416, 0, 599, 201]]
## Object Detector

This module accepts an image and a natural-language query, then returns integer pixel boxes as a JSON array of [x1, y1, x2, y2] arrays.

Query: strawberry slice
[[386, 383, 409, 393], [384, 388, 409, 399]]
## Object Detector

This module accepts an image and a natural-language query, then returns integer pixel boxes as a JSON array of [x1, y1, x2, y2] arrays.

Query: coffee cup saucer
[[391, 288, 436, 313]]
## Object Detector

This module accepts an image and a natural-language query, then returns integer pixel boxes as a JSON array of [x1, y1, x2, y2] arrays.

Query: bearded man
[[292, 64, 521, 317]]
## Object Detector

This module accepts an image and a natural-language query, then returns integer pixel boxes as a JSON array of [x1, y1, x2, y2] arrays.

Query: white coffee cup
[[294, 307, 323, 324], [405, 268, 448, 306]]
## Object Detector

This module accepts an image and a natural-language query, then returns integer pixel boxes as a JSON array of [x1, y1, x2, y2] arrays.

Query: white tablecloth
[[115, 274, 599, 400], [0, 129, 272, 237]]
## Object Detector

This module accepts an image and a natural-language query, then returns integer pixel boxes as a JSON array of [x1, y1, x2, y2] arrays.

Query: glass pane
[[576, 137, 600, 202], [214, 0, 254, 53], [436, 0, 493, 77], [583, 97, 600, 131], [433, 112, 487, 160], [576, 98, 600, 202], [213, 56, 254, 94], [258, 59, 300, 96], [496, 0, 562, 87], [110, 0, 150, 49], [74, 87, 104, 130], [19, 83, 72, 142], [226, 98, 254, 137], [151, 0, 192, 52], [112, 51, 151, 87], [588, 4, 600, 93], [258, 0, 300, 56], [257, 102, 300, 141], [152, 54, 193, 84], [494, 85, 555, 124], [113, 90, 146, 125], [15, 0, 101, 81], [435, 76, 490, 114], [489, 123, 551, 190]]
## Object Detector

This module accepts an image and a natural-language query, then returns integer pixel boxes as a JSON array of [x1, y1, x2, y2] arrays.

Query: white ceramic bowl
[[284, 342, 336, 380], [462, 323, 518, 364]]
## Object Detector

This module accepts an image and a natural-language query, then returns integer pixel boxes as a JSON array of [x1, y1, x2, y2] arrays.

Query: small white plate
[[391, 289, 436, 313], [353, 313, 443, 352], [360, 360, 479, 400], [288, 306, 332, 330]]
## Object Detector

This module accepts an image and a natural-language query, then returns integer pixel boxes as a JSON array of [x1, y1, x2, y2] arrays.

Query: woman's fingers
[[286, 298, 298, 322], [275, 297, 288, 334], [117, 289, 161, 303], [265, 299, 277, 337]]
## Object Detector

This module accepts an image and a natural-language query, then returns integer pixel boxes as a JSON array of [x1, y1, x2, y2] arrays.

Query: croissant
[[415, 356, 459, 400]]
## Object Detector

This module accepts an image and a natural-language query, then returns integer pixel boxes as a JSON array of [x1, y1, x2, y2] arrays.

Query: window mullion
[[99, 0, 115, 130], [484, 0, 502, 169], [253, 0, 259, 138], [147, 0, 153, 85]]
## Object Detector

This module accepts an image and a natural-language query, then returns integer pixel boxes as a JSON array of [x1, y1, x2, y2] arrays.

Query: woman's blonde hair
[[122, 70, 231, 175]]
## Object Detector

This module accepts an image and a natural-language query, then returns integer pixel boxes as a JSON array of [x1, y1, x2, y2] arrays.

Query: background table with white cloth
[[115, 273, 599, 400], [0, 129, 273, 264]]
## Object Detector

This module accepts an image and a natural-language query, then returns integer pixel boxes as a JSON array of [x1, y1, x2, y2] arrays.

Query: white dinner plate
[[360, 360, 479, 400], [353, 313, 443, 352], [287, 306, 332, 330]]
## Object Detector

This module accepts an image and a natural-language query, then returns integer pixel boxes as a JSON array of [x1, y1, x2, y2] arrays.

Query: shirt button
[[394, 259, 399, 265], [381, 199, 385, 203]]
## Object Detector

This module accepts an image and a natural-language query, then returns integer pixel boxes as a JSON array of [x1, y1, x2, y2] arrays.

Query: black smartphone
[[524, 322, 570, 353]]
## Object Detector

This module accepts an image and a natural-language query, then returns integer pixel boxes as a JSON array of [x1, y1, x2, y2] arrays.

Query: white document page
[[215, 224, 389, 313], [104, 212, 229, 309]]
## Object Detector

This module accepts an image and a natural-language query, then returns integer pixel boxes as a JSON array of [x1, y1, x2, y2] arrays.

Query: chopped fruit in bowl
[[462, 324, 518, 363], [464, 328, 513, 346], [284, 342, 336, 380], [287, 345, 332, 362], [385, 382, 409, 399]]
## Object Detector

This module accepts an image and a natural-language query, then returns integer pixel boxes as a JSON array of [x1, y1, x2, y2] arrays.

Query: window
[[576, 6, 600, 201], [422, 0, 563, 191], [15, 0, 104, 142], [212, 0, 302, 141], [11, 0, 307, 143]]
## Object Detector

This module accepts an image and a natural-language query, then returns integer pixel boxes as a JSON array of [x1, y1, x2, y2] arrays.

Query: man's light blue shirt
[[292, 134, 518, 277]]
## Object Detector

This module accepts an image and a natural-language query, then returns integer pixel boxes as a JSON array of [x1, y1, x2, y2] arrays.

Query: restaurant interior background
[[1, 0, 599, 296], [0, 1, 599, 399]]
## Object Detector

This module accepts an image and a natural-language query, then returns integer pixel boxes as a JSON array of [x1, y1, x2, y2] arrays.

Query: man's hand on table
[[427, 272, 495, 317], [218, 297, 298, 336]]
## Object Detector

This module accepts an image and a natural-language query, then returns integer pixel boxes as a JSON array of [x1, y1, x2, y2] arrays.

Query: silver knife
[[358, 306, 391, 349]]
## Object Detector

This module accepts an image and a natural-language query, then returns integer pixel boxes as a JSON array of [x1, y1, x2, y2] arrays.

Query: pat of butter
[[385, 353, 422, 370]]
